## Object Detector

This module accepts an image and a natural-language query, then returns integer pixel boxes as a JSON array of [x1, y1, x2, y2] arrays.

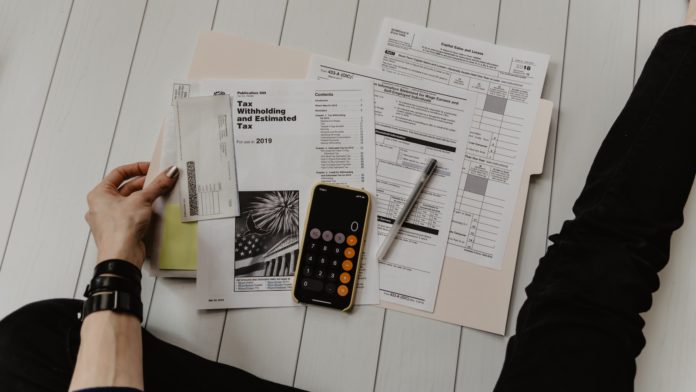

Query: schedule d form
[[372, 19, 549, 270], [309, 56, 476, 312]]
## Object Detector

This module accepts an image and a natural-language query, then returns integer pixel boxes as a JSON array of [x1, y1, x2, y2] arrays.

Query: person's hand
[[85, 162, 179, 268]]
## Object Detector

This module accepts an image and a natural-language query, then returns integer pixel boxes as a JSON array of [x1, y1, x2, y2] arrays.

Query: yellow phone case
[[291, 182, 371, 311]]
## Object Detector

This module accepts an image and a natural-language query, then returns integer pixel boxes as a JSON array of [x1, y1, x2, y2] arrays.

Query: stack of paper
[[145, 18, 551, 334], [194, 80, 380, 308]]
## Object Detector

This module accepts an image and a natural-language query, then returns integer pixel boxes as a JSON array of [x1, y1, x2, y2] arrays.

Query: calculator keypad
[[299, 226, 359, 300]]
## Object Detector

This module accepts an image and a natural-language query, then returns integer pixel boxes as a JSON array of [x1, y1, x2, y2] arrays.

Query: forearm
[[69, 309, 144, 391]]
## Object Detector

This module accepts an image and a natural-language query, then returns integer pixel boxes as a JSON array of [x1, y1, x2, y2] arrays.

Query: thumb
[[140, 165, 179, 203]]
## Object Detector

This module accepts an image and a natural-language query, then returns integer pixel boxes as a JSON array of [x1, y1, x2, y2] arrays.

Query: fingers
[[103, 162, 150, 189], [139, 165, 179, 203], [118, 176, 146, 196]]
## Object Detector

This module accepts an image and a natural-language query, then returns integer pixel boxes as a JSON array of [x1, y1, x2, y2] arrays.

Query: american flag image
[[233, 190, 300, 278], [235, 233, 265, 260], [234, 232, 299, 277], [234, 232, 268, 277]]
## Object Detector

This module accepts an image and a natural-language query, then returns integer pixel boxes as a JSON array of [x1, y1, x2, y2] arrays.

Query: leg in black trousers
[[0, 299, 303, 392], [495, 26, 696, 391]]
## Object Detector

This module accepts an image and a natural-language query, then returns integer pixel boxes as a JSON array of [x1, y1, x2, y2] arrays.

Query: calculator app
[[293, 184, 370, 310]]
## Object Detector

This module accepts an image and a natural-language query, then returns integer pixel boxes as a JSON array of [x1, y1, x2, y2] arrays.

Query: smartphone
[[292, 183, 371, 311]]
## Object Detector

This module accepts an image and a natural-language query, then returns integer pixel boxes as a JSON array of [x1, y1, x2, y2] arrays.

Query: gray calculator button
[[322, 230, 333, 242], [310, 228, 321, 239], [334, 233, 345, 244]]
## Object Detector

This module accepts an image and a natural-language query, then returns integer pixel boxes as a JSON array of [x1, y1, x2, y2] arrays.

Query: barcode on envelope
[[186, 161, 199, 216]]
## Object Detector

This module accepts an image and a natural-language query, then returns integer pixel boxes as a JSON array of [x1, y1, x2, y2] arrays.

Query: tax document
[[175, 95, 240, 222], [372, 19, 549, 270], [308, 56, 476, 312], [193, 79, 379, 309]]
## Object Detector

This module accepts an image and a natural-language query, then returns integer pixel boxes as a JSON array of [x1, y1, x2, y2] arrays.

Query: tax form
[[372, 19, 549, 270], [308, 57, 476, 312], [192, 79, 379, 309]]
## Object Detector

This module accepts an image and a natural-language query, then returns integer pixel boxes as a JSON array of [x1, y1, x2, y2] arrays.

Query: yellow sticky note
[[159, 203, 197, 270]]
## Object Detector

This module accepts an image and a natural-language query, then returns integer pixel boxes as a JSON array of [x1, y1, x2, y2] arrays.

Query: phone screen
[[293, 184, 370, 310]]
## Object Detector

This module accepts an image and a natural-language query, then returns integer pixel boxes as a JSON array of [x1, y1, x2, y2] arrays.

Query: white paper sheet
[[175, 95, 241, 222], [371, 19, 549, 270], [194, 79, 379, 309], [308, 56, 476, 312]]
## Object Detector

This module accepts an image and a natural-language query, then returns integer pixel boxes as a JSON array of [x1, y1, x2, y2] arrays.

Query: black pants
[[2, 26, 696, 392], [0, 298, 301, 392], [495, 26, 696, 391]]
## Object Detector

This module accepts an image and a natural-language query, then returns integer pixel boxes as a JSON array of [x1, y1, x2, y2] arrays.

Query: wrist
[[97, 245, 143, 268], [81, 300, 142, 326]]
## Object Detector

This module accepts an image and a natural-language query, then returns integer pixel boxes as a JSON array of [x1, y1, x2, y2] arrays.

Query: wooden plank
[[218, 305, 305, 385], [375, 311, 461, 392], [281, 0, 359, 59], [213, 0, 288, 44], [209, 0, 308, 384], [359, 2, 468, 390], [133, 0, 225, 360], [547, 0, 638, 236], [0, 0, 71, 272], [423, 3, 502, 391], [452, 0, 571, 385], [219, 307, 306, 386], [455, 328, 506, 392], [348, 0, 430, 65], [497, 0, 569, 332], [492, 4, 571, 388], [72, 0, 218, 322], [0, 0, 146, 318], [634, 4, 695, 391], [294, 306, 385, 392], [427, 0, 500, 41], [146, 278, 226, 360], [634, 0, 687, 80], [294, 2, 428, 390]]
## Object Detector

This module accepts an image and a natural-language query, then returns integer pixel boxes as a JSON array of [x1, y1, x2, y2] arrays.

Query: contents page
[[372, 19, 549, 270], [309, 57, 476, 312]]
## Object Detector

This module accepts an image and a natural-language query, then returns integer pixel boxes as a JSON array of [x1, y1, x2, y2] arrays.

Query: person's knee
[[0, 299, 82, 359], [0, 299, 83, 390]]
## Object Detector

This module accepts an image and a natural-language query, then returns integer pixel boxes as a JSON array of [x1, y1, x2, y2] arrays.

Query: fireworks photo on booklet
[[233, 191, 300, 290]]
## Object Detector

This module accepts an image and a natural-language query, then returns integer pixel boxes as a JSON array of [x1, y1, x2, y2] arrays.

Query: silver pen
[[377, 158, 438, 262]]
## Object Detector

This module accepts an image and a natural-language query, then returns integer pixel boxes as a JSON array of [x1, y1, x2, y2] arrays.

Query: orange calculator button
[[339, 272, 351, 284], [346, 235, 358, 246], [344, 247, 355, 259], [337, 285, 349, 297], [342, 260, 353, 271]]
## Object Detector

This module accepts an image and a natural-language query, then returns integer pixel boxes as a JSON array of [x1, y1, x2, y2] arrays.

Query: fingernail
[[165, 165, 179, 178]]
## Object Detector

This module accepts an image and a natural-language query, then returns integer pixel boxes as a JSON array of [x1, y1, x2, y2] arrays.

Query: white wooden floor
[[1, 0, 695, 391]]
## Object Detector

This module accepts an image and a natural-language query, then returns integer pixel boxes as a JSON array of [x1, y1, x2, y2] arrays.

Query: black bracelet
[[84, 275, 141, 298], [81, 291, 143, 322], [93, 259, 142, 283]]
